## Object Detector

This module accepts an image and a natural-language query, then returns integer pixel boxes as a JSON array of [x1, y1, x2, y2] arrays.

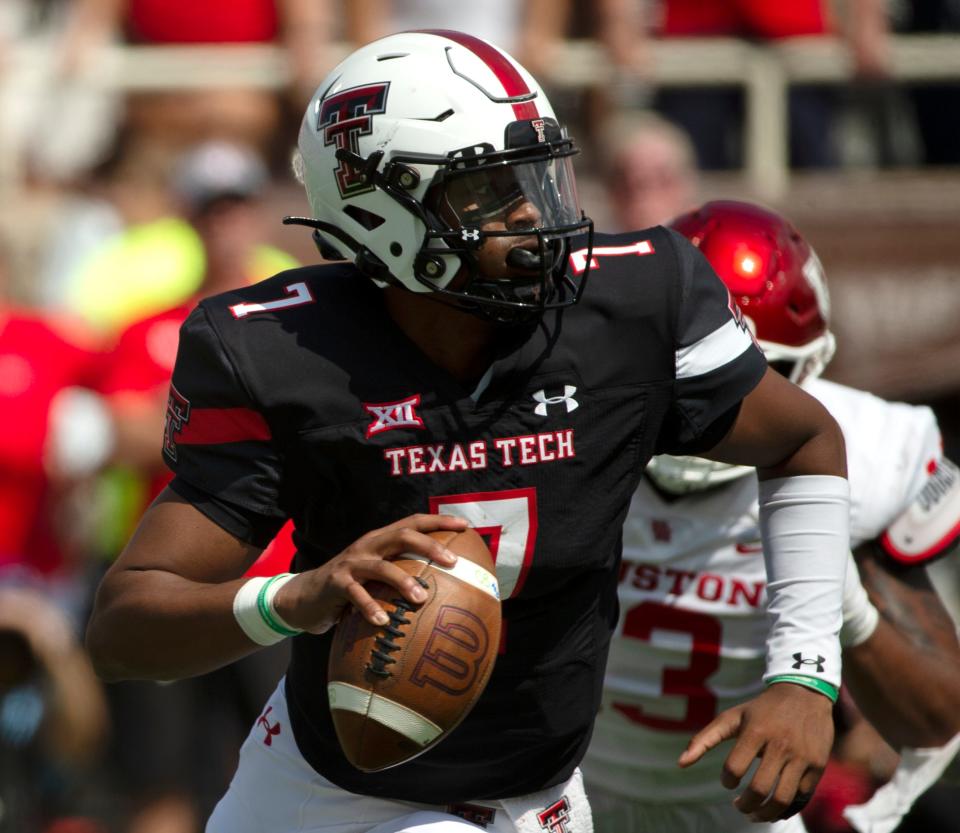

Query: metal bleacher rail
[[4, 34, 960, 200]]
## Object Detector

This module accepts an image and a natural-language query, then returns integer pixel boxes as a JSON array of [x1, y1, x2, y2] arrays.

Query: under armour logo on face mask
[[532, 386, 578, 416], [461, 228, 482, 242], [792, 653, 826, 673]]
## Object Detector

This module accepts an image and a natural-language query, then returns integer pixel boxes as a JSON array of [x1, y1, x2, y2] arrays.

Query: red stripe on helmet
[[419, 29, 540, 120]]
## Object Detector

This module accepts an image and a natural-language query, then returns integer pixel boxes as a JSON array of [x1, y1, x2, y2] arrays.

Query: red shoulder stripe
[[177, 407, 271, 445]]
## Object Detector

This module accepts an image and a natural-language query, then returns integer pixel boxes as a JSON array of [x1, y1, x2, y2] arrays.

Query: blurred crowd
[[0, 2, 958, 832]]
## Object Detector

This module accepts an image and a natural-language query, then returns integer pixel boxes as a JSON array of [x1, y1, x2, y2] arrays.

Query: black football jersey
[[163, 226, 766, 802]]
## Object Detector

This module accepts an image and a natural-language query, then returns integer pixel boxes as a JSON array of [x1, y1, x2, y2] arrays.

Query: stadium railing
[[3, 35, 960, 199]]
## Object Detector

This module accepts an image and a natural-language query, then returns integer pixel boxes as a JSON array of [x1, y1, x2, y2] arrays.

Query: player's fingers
[[377, 513, 469, 537], [352, 556, 431, 607], [733, 740, 789, 817], [341, 577, 395, 627], [751, 760, 807, 823], [678, 707, 744, 769], [371, 525, 460, 566], [797, 764, 825, 798], [719, 728, 766, 790]]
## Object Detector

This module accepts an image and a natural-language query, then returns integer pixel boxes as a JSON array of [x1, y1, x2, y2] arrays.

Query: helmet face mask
[[290, 30, 594, 323], [418, 128, 589, 322], [646, 200, 836, 496]]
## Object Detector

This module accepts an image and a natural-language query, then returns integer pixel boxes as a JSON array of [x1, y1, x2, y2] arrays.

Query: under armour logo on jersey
[[532, 386, 578, 416], [363, 394, 425, 437], [537, 798, 571, 833], [792, 653, 826, 673], [257, 706, 281, 746]]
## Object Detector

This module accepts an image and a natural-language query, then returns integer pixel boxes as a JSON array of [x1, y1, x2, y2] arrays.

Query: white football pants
[[588, 781, 809, 833], [206, 679, 594, 833]]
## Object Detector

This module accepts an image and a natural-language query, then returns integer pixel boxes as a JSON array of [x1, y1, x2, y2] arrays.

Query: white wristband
[[760, 475, 850, 691], [840, 550, 880, 648], [233, 573, 302, 646]]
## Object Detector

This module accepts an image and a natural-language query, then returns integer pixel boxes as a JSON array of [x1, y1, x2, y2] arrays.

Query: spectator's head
[[172, 141, 270, 272], [173, 140, 268, 217], [598, 112, 699, 231]]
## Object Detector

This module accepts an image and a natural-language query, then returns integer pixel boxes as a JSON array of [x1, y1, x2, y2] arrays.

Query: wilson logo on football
[[410, 605, 491, 695], [363, 394, 425, 437]]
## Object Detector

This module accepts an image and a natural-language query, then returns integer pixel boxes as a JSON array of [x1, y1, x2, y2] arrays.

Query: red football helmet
[[647, 200, 836, 494], [671, 200, 835, 385]]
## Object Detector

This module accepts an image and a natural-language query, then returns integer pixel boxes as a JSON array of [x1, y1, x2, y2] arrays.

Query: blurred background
[[0, 1, 958, 832]]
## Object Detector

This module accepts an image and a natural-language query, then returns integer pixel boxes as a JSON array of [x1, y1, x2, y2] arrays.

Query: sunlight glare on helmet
[[733, 245, 764, 281]]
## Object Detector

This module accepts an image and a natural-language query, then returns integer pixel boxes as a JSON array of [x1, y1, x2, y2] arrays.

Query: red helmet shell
[[670, 200, 829, 348]]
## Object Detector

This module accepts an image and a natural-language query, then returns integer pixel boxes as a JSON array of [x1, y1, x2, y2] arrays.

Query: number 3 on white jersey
[[429, 488, 538, 599], [614, 601, 722, 732]]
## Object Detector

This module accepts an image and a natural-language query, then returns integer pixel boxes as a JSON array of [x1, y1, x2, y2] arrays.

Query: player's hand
[[678, 682, 834, 822], [273, 513, 467, 634]]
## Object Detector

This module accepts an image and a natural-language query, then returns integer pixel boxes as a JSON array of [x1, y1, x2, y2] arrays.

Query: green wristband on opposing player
[[256, 574, 302, 638], [765, 674, 840, 703]]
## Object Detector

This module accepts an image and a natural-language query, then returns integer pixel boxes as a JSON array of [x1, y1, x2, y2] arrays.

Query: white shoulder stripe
[[327, 682, 443, 747], [403, 554, 500, 601], [677, 318, 755, 379]]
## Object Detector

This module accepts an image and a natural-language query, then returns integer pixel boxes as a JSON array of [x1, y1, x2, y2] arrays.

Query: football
[[327, 527, 501, 772]]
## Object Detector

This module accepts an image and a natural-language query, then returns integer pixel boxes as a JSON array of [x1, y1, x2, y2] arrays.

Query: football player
[[582, 200, 960, 833], [88, 32, 852, 833]]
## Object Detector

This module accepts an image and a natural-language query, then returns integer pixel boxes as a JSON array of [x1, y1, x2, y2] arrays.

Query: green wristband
[[257, 574, 301, 638], [766, 674, 840, 704]]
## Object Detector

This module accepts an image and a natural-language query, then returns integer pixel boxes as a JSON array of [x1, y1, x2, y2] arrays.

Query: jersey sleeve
[[812, 380, 945, 545], [163, 304, 286, 546], [655, 228, 768, 455]]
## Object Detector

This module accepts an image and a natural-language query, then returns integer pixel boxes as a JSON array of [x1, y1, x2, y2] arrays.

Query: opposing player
[[87, 33, 852, 833], [582, 200, 960, 833]]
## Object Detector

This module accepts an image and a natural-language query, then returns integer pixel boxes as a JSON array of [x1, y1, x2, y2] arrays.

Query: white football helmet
[[647, 201, 837, 494], [290, 30, 593, 321]]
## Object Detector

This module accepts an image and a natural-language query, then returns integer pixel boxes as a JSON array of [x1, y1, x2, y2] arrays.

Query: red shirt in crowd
[[126, 0, 279, 44], [660, 0, 831, 38], [0, 311, 104, 574]]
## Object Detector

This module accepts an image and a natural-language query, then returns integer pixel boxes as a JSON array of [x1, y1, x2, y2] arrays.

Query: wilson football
[[327, 527, 501, 772]]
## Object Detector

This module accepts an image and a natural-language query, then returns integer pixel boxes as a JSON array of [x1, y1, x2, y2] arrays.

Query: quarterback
[[89, 32, 851, 833], [583, 201, 960, 833]]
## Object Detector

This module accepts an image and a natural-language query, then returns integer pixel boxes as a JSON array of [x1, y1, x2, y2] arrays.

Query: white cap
[[173, 141, 268, 211]]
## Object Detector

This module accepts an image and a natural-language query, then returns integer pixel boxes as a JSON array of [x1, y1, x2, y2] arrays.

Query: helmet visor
[[436, 154, 582, 231]]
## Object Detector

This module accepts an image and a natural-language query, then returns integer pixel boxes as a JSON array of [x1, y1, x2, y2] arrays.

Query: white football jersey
[[583, 379, 942, 804]]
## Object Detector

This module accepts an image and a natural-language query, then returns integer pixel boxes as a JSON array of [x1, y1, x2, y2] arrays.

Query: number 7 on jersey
[[429, 488, 538, 600]]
